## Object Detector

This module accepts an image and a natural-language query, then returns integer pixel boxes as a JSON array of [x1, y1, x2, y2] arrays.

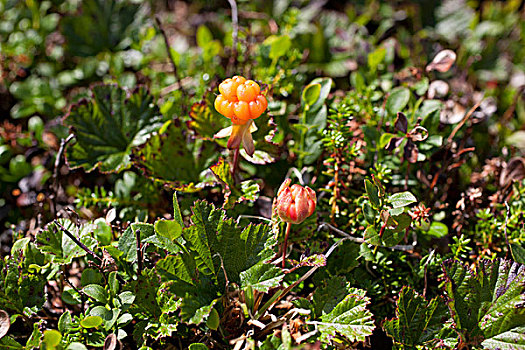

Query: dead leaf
[[500, 157, 525, 187], [0, 310, 10, 339], [426, 49, 456, 73]]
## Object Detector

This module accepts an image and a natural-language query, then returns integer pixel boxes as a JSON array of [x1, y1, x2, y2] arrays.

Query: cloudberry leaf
[[384, 286, 449, 348], [64, 84, 164, 173], [442, 258, 525, 349]]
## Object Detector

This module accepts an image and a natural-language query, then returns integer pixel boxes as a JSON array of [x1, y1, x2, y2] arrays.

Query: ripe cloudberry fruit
[[215, 76, 267, 125]]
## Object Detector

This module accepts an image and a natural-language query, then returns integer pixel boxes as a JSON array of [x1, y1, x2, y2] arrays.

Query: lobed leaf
[[442, 258, 525, 348], [64, 84, 164, 173], [383, 286, 449, 348]]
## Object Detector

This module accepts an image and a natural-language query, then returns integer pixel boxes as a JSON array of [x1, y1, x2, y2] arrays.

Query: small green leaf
[[66, 343, 88, 350], [365, 179, 381, 209], [263, 35, 292, 60], [364, 226, 381, 246], [510, 243, 525, 265], [62, 288, 81, 305], [83, 284, 108, 304], [363, 202, 376, 224], [155, 219, 182, 241], [118, 226, 137, 263], [389, 192, 417, 208], [302, 83, 321, 108], [108, 271, 119, 296], [427, 222, 449, 238], [43, 330, 62, 348], [206, 308, 220, 330], [58, 310, 71, 334], [350, 71, 365, 92], [386, 87, 410, 115], [196, 25, 213, 48], [189, 344, 209, 350], [80, 316, 103, 329], [368, 47, 386, 71]]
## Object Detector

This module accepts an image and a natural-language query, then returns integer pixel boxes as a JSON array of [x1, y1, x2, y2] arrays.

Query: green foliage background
[[0, 0, 524, 349]]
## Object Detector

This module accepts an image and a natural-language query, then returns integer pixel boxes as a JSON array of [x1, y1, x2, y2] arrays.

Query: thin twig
[[154, 15, 186, 100], [227, 0, 239, 75], [51, 134, 74, 214], [237, 215, 271, 223], [447, 99, 483, 144], [504, 201, 510, 259], [318, 222, 414, 251], [260, 237, 349, 317], [136, 229, 143, 275], [55, 221, 102, 263], [214, 253, 230, 293]]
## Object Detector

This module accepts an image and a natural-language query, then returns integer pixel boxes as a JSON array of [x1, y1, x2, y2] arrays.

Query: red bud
[[275, 179, 316, 224]]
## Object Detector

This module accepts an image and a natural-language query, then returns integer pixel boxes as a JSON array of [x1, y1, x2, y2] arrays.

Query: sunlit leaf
[[64, 84, 164, 173]]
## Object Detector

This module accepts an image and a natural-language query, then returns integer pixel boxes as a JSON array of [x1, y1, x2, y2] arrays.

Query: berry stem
[[282, 222, 292, 268], [232, 146, 241, 182]]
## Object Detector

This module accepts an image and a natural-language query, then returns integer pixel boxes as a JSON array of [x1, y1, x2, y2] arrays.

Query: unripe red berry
[[275, 179, 316, 224]]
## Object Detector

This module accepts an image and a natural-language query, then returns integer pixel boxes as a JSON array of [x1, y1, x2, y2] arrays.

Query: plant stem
[[154, 14, 187, 107], [226, 0, 238, 75], [231, 146, 240, 182], [55, 221, 102, 263], [51, 134, 74, 215], [282, 222, 292, 268], [136, 229, 142, 276]]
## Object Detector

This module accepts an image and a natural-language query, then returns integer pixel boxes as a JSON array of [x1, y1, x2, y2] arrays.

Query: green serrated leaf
[[62, 0, 141, 57], [384, 286, 449, 347], [442, 258, 525, 348], [188, 96, 230, 139], [0, 255, 46, 314], [64, 84, 164, 173], [239, 263, 285, 293], [313, 276, 351, 318], [36, 219, 97, 265], [184, 201, 274, 284], [315, 288, 375, 343], [210, 158, 261, 209], [132, 120, 214, 192]]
